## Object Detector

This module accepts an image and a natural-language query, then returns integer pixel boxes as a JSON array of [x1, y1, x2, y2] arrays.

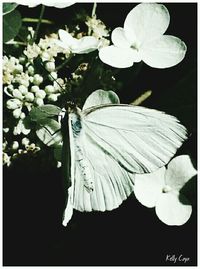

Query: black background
[[3, 2, 197, 266]]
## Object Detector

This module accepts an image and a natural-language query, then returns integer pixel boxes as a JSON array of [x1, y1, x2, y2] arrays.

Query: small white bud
[[45, 85, 55, 94], [25, 92, 35, 102], [47, 93, 59, 102], [35, 90, 46, 99], [22, 137, 30, 146], [18, 85, 28, 95], [20, 112, 26, 119], [3, 128, 9, 133], [49, 72, 57, 81], [57, 161, 62, 168], [12, 141, 19, 150], [41, 51, 50, 61], [35, 98, 44, 106], [31, 85, 40, 93], [20, 79, 29, 87], [45, 62, 55, 72], [13, 108, 22, 119], [27, 65, 35, 76], [15, 64, 23, 73], [6, 99, 21, 110], [33, 74, 43, 85], [13, 89, 23, 100]]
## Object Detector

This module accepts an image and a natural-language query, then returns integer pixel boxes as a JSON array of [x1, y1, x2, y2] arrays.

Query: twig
[[32, 5, 45, 43], [131, 90, 152, 105]]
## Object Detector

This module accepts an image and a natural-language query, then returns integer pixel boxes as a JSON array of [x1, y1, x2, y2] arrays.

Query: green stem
[[91, 2, 97, 17], [32, 5, 45, 43], [22, 17, 54, 25]]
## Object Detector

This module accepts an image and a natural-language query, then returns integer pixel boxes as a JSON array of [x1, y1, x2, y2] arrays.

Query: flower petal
[[156, 192, 192, 226], [124, 3, 170, 47], [99, 45, 137, 68], [111, 27, 131, 48], [165, 155, 197, 191], [134, 167, 165, 208], [140, 35, 187, 68], [83, 89, 120, 110], [58, 29, 77, 48], [72, 36, 99, 54]]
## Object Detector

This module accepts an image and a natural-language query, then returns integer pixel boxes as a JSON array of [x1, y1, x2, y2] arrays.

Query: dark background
[[3, 2, 197, 266]]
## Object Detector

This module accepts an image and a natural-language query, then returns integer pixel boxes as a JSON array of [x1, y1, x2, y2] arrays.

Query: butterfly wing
[[67, 104, 187, 213], [81, 104, 187, 174]]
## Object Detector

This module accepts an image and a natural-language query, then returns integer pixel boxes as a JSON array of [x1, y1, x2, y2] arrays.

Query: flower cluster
[[3, 8, 110, 167]]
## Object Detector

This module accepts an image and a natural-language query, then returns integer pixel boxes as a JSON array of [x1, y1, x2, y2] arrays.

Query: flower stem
[[22, 17, 54, 25], [32, 5, 45, 43], [91, 2, 97, 17], [131, 90, 152, 106]]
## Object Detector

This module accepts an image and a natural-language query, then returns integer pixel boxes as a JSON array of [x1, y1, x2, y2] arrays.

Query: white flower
[[56, 29, 100, 54], [13, 120, 31, 135], [16, 1, 75, 8], [134, 155, 197, 226], [99, 3, 187, 69], [3, 152, 11, 166]]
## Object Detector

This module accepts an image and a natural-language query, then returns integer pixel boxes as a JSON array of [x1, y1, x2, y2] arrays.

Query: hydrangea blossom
[[134, 155, 197, 226], [15, 1, 75, 8], [99, 3, 187, 68], [56, 29, 100, 54]]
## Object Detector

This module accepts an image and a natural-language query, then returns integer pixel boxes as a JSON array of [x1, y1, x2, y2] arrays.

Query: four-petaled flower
[[15, 1, 75, 8], [99, 3, 187, 68], [134, 155, 197, 226]]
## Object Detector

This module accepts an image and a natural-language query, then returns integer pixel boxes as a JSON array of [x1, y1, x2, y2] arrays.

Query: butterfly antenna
[[39, 58, 66, 92]]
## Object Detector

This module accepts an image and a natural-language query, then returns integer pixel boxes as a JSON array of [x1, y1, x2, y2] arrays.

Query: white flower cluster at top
[[3, 14, 110, 167]]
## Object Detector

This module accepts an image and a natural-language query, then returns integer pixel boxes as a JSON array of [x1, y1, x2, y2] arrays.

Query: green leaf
[[3, 9, 22, 43], [36, 119, 62, 147], [3, 3, 18, 15], [29, 105, 62, 122]]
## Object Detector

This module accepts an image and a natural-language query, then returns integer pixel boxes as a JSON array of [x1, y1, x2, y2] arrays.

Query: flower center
[[162, 185, 172, 193]]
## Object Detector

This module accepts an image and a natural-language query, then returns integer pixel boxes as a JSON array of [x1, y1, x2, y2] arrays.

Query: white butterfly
[[61, 89, 187, 226]]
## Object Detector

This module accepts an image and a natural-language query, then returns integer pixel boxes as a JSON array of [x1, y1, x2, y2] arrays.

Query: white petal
[[124, 3, 170, 47], [134, 167, 166, 208], [72, 36, 99, 54], [156, 192, 192, 226], [111, 27, 131, 48], [58, 29, 77, 48], [83, 89, 120, 110], [165, 155, 197, 191], [62, 187, 73, 226], [140, 35, 187, 68], [99, 45, 137, 68]]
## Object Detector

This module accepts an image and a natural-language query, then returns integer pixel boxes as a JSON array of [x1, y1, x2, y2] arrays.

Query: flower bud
[[22, 137, 30, 146], [27, 65, 35, 76], [47, 93, 59, 102], [35, 97, 44, 106], [6, 99, 21, 110], [45, 85, 55, 94], [49, 72, 57, 81], [31, 85, 40, 93], [35, 90, 46, 99], [13, 108, 22, 118], [25, 92, 35, 102], [18, 85, 28, 95], [20, 112, 26, 119], [13, 89, 23, 100], [12, 141, 19, 150], [33, 74, 43, 85], [45, 62, 55, 72]]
